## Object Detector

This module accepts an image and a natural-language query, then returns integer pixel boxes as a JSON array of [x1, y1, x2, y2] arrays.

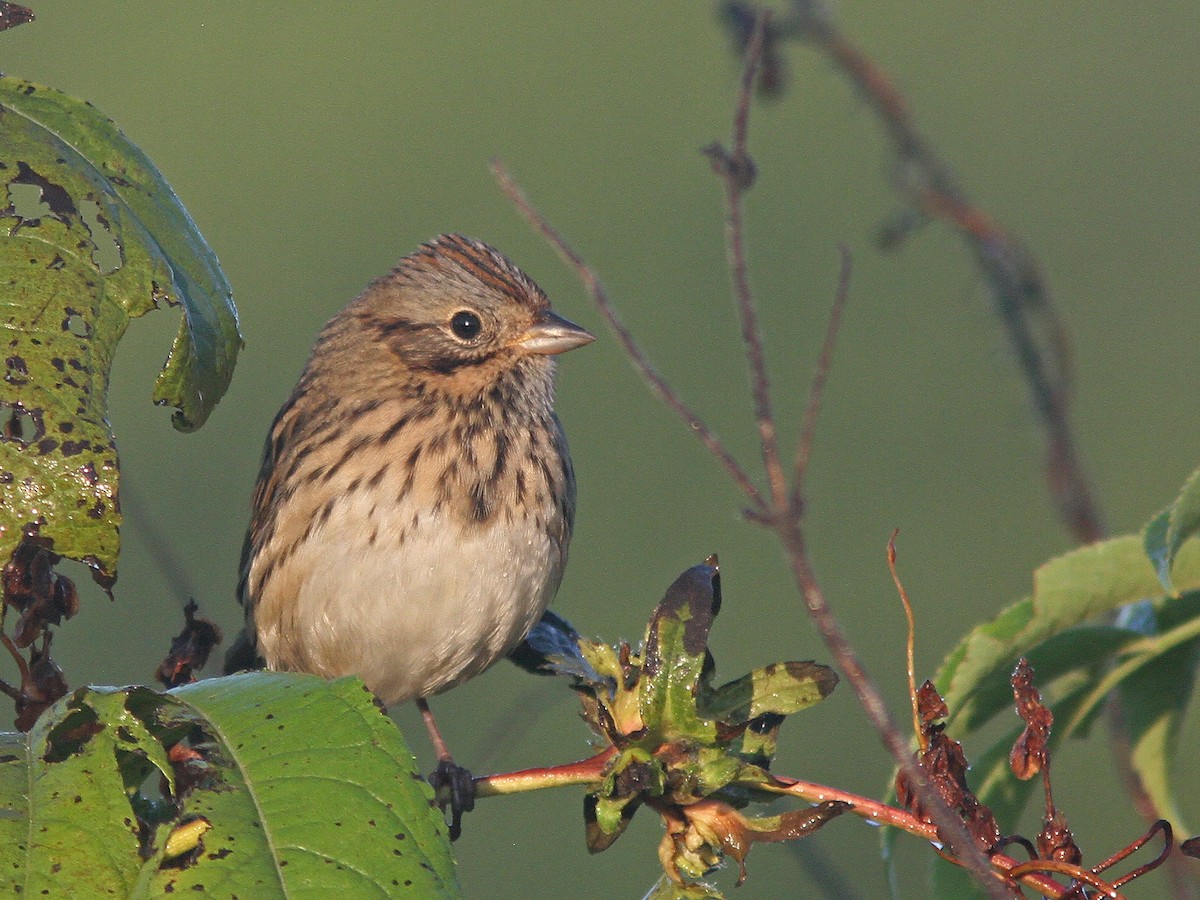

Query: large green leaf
[[0, 76, 242, 581], [0, 674, 459, 898], [936, 534, 1200, 727]]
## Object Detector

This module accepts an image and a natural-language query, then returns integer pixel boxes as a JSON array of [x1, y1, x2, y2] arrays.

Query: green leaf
[[639, 563, 721, 741], [158, 673, 457, 896], [936, 534, 1200, 729], [1143, 463, 1200, 593], [0, 689, 153, 895], [1116, 591, 1200, 833], [947, 623, 1141, 735], [698, 661, 837, 725], [0, 674, 458, 898], [0, 76, 242, 581]]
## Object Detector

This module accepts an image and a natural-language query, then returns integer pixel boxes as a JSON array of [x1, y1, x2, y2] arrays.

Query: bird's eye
[[449, 310, 483, 341]]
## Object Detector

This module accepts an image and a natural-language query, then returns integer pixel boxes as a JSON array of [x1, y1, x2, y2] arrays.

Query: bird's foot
[[428, 758, 475, 841]]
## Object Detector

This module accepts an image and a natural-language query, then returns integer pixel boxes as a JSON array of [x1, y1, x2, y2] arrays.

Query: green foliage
[[0, 76, 242, 582], [900, 473, 1200, 899], [0, 674, 458, 898], [932, 531, 1200, 833], [524, 562, 843, 895], [1144, 461, 1200, 593]]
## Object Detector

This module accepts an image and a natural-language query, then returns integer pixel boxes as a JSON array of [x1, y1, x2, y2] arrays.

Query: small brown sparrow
[[229, 235, 593, 720]]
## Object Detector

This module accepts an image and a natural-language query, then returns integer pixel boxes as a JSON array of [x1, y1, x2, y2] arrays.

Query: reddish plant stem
[[473, 747, 617, 798], [474, 753, 1070, 896]]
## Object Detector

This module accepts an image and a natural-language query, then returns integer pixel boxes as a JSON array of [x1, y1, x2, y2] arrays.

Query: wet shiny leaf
[[698, 661, 837, 725]]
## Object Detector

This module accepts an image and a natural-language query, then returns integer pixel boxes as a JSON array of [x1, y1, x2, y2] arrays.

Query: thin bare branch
[[490, 158, 769, 514], [498, 18, 1011, 895], [779, 2, 1105, 544], [708, 12, 790, 514], [887, 531, 922, 749], [792, 244, 852, 501], [710, 16, 1011, 898]]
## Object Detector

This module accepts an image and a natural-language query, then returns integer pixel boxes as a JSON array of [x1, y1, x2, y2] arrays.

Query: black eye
[[450, 310, 483, 341]]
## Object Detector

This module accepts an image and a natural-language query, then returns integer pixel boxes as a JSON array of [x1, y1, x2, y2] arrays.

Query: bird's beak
[[516, 310, 595, 355]]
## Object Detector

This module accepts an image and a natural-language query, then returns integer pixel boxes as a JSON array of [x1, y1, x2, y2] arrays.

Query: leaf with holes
[[0, 76, 242, 582], [0, 673, 458, 898]]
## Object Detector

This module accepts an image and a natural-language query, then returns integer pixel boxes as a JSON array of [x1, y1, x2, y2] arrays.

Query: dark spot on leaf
[[36, 438, 58, 456], [50, 358, 65, 372], [644, 564, 720, 675], [4, 356, 28, 384], [86, 500, 104, 519], [13, 161, 77, 219], [0, 7, 34, 34], [59, 440, 92, 457]]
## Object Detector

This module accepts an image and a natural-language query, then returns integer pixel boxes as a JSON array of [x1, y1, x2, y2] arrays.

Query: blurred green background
[[5, 2, 1199, 896]]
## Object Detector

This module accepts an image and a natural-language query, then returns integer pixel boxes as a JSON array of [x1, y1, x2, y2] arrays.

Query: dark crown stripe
[[429, 235, 534, 306]]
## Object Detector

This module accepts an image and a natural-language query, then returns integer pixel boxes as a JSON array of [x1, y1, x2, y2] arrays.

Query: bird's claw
[[428, 759, 475, 841]]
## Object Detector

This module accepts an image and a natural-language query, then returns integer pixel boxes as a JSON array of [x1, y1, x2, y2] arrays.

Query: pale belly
[[253, 492, 562, 706]]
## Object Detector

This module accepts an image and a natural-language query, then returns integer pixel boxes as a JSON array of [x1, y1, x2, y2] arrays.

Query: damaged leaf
[[0, 674, 458, 898], [155, 599, 222, 688], [698, 661, 837, 725], [0, 76, 242, 582], [639, 562, 722, 742]]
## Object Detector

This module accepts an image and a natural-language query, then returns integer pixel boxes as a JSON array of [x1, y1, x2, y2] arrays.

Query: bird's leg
[[416, 698, 475, 841]]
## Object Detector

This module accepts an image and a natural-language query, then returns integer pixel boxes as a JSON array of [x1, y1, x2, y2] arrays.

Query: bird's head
[[349, 235, 593, 393]]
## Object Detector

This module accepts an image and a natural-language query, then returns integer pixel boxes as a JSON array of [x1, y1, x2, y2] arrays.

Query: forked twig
[[777, 1, 1105, 545], [707, 14, 1011, 896], [494, 13, 1012, 897], [706, 15, 788, 512], [490, 159, 769, 515], [793, 244, 851, 500]]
